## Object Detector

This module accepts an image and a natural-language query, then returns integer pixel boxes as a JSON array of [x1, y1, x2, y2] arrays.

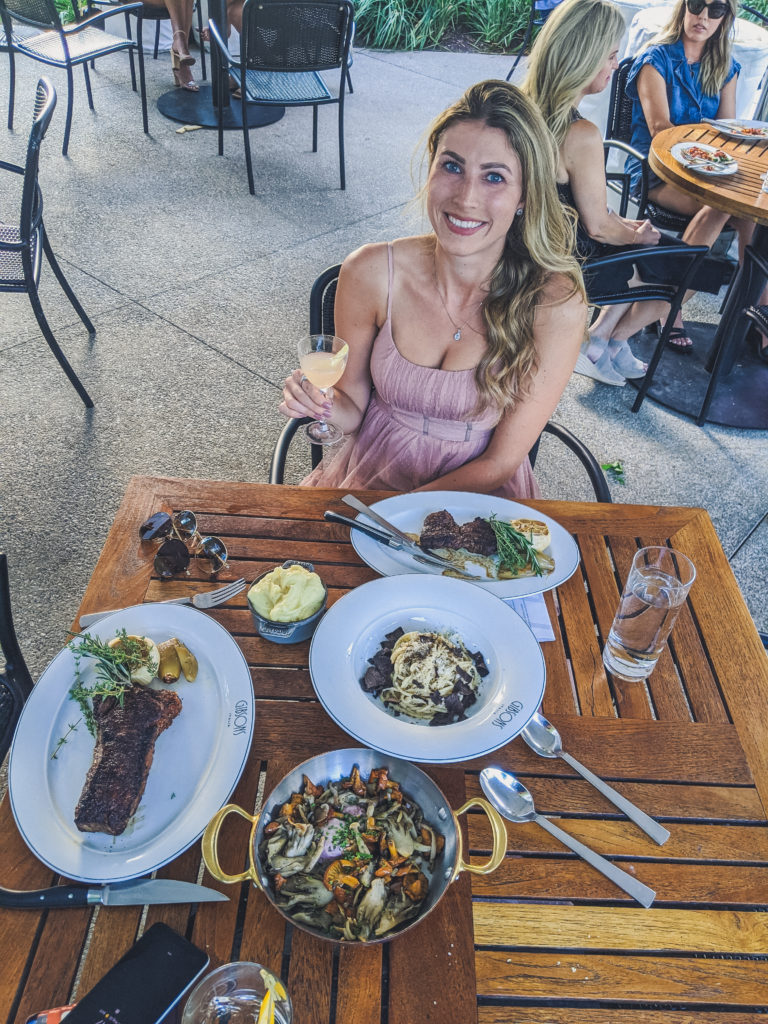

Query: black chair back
[[241, 0, 353, 74], [0, 0, 59, 32], [20, 78, 56, 246], [0, 554, 34, 762], [606, 57, 634, 145]]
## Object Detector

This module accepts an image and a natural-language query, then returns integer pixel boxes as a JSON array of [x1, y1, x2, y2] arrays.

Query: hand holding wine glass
[[296, 334, 349, 445]]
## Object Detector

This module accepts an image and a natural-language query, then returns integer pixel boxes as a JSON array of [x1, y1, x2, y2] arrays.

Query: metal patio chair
[[0, 78, 94, 406], [209, 0, 354, 194], [0, 0, 148, 155], [0, 553, 34, 763], [269, 265, 612, 502]]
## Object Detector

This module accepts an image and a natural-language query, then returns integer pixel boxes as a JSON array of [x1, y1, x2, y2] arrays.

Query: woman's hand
[[631, 219, 661, 246], [280, 368, 333, 422]]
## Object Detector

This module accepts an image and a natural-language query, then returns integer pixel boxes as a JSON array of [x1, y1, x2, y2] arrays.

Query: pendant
[[453, 329, 462, 342]]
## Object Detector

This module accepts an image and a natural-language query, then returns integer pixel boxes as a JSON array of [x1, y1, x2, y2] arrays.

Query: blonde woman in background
[[280, 80, 587, 498], [523, 0, 710, 385]]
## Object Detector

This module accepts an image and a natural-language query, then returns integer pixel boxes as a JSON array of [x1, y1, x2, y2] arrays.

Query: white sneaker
[[574, 350, 626, 386]]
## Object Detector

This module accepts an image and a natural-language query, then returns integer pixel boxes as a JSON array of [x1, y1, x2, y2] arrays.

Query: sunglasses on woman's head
[[686, 0, 729, 19], [139, 510, 228, 578]]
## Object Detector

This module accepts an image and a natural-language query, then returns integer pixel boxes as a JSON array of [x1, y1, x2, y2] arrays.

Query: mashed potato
[[248, 564, 325, 622]]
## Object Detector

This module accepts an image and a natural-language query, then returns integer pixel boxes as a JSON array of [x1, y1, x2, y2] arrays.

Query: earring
[[515, 208, 523, 217]]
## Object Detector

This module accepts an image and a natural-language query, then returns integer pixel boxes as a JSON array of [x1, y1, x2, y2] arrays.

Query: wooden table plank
[[479, 1011, 768, 1024], [473, 904, 768, 953]]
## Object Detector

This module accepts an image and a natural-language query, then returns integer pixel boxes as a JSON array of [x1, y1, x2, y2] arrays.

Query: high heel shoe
[[171, 29, 195, 67], [171, 50, 199, 92]]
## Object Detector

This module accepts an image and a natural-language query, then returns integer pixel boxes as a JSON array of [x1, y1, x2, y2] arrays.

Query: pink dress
[[302, 245, 540, 499]]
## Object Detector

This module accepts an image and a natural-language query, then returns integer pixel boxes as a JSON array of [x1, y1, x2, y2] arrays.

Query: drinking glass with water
[[603, 547, 696, 682]]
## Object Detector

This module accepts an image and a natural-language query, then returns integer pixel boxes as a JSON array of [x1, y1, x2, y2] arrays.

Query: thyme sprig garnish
[[487, 516, 545, 578], [65, 629, 151, 737]]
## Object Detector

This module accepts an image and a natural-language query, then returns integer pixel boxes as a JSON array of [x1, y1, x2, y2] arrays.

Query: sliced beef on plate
[[459, 517, 498, 556], [419, 510, 463, 550]]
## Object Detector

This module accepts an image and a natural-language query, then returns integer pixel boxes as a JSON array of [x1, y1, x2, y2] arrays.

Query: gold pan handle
[[202, 803, 261, 887], [451, 797, 507, 881]]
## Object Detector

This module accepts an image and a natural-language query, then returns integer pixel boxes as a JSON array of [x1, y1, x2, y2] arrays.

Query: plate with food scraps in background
[[309, 574, 545, 762], [8, 604, 253, 883], [349, 490, 579, 598], [671, 142, 738, 175], [708, 118, 768, 141]]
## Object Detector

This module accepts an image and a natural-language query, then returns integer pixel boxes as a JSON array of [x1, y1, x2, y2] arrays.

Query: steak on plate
[[74, 685, 182, 836], [458, 517, 498, 556], [419, 510, 463, 550]]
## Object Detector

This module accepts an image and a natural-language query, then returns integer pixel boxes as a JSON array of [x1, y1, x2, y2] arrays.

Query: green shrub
[[355, 0, 530, 52]]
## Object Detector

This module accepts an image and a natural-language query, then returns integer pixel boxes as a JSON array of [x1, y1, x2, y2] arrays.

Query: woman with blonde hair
[[280, 80, 587, 498], [523, 0, 705, 384]]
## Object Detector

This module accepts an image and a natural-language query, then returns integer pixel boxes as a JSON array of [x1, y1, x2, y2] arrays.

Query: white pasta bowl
[[308, 574, 545, 763]]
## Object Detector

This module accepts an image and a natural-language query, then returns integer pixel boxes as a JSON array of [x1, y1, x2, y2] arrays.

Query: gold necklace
[[433, 263, 484, 342]]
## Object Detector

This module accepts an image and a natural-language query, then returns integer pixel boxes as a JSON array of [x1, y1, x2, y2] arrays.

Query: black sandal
[[744, 305, 768, 363], [666, 326, 694, 353]]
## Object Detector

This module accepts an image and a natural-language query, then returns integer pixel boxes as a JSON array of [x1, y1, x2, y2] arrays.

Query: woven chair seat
[[0, 223, 38, 288], [20, 26, 132, 63], [237, 68, 331, 104]]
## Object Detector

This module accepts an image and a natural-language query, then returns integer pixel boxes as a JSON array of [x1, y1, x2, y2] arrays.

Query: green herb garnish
[[64, 629, 156, 737], [487, 516, 545, 577]]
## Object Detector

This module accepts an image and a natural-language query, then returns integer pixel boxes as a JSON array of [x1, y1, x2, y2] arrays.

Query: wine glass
[[297, 334, 349, 445]]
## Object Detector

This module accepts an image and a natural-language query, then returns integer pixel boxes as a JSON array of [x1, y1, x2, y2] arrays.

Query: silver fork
[[79, 579, 247, 628]]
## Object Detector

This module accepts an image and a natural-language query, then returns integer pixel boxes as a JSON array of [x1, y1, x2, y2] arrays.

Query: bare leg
[[159, 0, 197, 88]]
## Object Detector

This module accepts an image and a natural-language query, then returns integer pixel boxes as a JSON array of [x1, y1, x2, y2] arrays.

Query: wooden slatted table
[[2, 476, 768, 1024], [645, 123, 768, 427]]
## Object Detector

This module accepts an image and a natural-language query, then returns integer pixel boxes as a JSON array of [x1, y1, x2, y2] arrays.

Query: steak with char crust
[[419, 510, 462, 550], [459, 517, 498, 556], [74, 685, 182, 836]]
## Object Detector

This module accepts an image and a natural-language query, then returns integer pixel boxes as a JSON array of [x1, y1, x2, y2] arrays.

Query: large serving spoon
[[480, 767, 655, 908], [521, 712, 670, 846]]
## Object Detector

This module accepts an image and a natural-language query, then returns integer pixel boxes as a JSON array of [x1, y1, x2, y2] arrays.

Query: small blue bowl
[[247, 560, 327, 645]]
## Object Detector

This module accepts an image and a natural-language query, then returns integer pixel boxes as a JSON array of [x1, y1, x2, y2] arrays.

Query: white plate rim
[[349, 490, 580, 598], [671, 141, 739, 175], [8, 604, 254, 883], [709, 118, 768, 141], [308, 574, 546, 763]]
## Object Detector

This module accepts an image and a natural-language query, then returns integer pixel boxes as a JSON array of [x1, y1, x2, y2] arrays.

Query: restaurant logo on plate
[[492, 700, 524, 729], [230, 699, 249, 737]]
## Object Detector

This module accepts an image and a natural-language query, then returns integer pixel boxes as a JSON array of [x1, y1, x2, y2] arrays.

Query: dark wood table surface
[[645, 123, 768, 427], [2, 476, 768, 1024]]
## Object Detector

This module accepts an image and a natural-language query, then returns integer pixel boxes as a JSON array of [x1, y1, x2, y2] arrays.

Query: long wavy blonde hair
[[426, 80, 585, 413], [652, 0, 736, 96], [522, 0, 625, 149]]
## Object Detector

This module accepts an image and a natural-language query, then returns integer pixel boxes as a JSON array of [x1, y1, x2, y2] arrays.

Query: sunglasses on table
[[686, 0, 729, 19], [139, 510, 228, 579]]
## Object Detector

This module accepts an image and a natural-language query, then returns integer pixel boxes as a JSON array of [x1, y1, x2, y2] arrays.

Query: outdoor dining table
[[640, 122, 768, 427], [2, 476, 768, 1024]]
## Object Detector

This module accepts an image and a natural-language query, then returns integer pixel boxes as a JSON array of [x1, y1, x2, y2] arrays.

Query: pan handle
[[202, 803, 261, 887], [451, 797, 507, 881]]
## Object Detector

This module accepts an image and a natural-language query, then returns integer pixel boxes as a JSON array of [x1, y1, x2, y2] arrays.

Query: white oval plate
[[9, 604, 254, 883], [671, 141, 738, 175], [350, 490, 579, 598], [309, 574, 545, 763], [708, 118, 768, 141]]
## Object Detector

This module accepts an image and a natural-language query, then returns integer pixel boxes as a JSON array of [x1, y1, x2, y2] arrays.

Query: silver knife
[[336, 497, 479, 578], [0, 877, 228, 909]]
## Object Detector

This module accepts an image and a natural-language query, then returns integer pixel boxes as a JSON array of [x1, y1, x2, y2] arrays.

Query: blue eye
[[442, 159, 462, 174], [486, 171, 504, 184]]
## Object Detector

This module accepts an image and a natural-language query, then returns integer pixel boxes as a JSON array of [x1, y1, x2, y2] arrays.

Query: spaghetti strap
[[386, 243, 394, 321]]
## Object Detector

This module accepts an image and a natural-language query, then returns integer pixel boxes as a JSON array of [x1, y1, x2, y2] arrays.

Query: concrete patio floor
[[0, 41, 766, 680]]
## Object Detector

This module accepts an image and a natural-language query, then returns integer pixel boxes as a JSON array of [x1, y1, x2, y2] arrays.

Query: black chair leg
[[196, 1, 206, 80], [631, 304, 681, 413], [62, 63, 75, 155], [243, 97, 255, 194], [505, 22, 532, 82], [7, 46, 15, 130], [42, 230, 96, 335], [82, 61, 94, 109], [126, 11, 137, 91], [312, 104, 318, 152], [344, 65, 352, 93], [26, 283, 93, 407], [153, 18, 160, 59], [338, 98, 345, 191], [137, 41, 148, 135]]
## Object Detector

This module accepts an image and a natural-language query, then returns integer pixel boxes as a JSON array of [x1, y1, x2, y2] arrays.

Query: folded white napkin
[[505, 593, 555, 642]]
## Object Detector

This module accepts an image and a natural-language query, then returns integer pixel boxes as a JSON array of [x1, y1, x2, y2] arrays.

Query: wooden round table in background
[[638, 124, 768, 427]]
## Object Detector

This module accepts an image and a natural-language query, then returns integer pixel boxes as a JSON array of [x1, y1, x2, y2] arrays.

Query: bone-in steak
[[74, 685, 182, 836]]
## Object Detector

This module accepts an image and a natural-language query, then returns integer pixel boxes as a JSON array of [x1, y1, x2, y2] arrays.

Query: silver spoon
[[521, 713, 670, 846], [480, 767, 655, 908]]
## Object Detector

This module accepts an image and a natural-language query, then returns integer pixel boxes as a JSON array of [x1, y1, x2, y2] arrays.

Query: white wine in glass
[[297, 334, 349, 445]]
